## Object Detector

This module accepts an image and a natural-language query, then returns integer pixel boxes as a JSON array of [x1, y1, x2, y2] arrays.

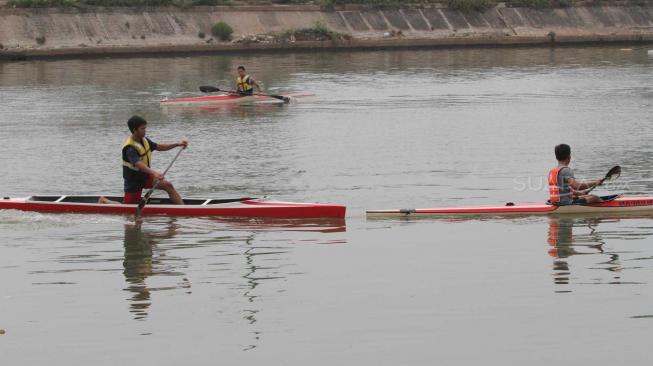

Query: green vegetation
[[211, 21, 234, 41], [448, 0, 496, 12], [6, 0, 231, 7], [35, 35, 46, 44], [8, 0, 76, 7], [273, 21, 351, 42], [80, 0, 173, 4], [318, 0, 335, 11], [190, 0, 232, 5], [274, 0, 441, 3], [506, 0, 550, 7]]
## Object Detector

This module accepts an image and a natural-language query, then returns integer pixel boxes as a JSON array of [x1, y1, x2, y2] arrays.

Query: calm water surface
[[1, 46, 653, 364]]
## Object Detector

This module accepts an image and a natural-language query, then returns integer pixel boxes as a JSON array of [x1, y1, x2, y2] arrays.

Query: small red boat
[[366, 195, 653, 218], [160, 93, 314, 105], [0, 196, 346, 219]]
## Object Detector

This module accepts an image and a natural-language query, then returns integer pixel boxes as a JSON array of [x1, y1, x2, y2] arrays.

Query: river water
[[1, 46, 653, 364]]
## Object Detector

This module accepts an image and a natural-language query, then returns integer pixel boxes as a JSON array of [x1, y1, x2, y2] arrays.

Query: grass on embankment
[[232, 21, 351, 44], [6, 0, 232, 7]]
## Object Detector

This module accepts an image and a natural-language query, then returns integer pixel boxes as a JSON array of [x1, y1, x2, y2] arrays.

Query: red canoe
[[160, 93, 315, 105], [366, 195, 653, 218], [0, 196, 346, 219]]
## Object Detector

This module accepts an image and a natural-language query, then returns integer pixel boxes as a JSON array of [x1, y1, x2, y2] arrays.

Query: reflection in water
[[234, 218, 346, 351], [122, 216, 346, 350], [123, 220, 187, 320], [242, 234, 263, 352], [545, 216, 653, 290], [160, 100, 288, 120], [547, 217, 606, 287], [209, 217, 347, 235]]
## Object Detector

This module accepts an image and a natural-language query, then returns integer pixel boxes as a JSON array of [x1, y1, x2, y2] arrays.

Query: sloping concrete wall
[[1, 5, 652, 58]]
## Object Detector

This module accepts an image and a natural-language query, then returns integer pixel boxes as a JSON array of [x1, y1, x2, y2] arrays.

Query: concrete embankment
[[1, 3, 653, 59]]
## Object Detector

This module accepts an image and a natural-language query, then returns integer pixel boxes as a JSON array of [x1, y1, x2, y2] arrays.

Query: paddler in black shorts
[[99, 116, 188, 205]]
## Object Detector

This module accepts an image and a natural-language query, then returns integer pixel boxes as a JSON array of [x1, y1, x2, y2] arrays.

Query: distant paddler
[[548, 144, 604, 205], [235, 66, 263, 96], [99, 116, 188, 205]]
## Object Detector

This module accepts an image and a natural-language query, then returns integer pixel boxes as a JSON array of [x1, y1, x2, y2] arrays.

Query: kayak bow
[[366, 195, 653, 218], [0, 196, 345, 219]]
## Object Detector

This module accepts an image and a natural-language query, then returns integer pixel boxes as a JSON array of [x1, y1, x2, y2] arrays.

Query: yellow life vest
[[122, 136, 152, 171], [236, 75, 253, 93]]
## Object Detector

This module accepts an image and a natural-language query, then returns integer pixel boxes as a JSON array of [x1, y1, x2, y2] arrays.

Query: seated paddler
[[235, 66, 262, 96], [548, 144, 603, 205]]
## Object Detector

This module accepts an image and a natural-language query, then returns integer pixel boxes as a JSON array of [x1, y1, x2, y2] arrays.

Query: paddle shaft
[[584, 179, 604, 195], [135, 146, 184, 218], [199, 86, 288, 102]]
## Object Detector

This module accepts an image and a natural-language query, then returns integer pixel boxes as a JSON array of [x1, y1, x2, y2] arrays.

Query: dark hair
[[554, 144, 571, 161], [237, 66, 245, 71], [128, 115, 147, 133]]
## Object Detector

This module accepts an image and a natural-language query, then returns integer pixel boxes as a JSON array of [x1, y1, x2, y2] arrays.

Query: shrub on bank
[[8, 0, 175, 6], [448, 0, 496, 12], [8, 0, 76, 7], [211, 21, 233, 41], [506, 0, 550, 7], [81, 0, 174, 5], [191, 0, 232, 5], [273, 21, 351, 42]]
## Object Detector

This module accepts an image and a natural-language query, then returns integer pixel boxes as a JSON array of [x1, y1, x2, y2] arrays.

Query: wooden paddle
[[199, 85, 290, 103], [135, 146, 185, 220], [586, 165, 621, 194]]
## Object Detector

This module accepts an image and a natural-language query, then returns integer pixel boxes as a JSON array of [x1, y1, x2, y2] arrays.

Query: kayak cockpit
[[26, 195, 256, 206], [546, 194, 621, 206]]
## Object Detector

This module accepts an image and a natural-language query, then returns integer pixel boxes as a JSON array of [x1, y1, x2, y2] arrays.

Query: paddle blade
[[604, 165, 621, 181], [200, 86, 221, 93], [266, 94, 288, 102]]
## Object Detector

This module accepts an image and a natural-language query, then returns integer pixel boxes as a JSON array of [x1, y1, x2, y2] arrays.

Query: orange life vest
[[548, 167, 562, 203]]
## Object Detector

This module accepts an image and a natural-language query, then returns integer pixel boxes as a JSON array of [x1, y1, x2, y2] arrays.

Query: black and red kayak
[[160, 93, 314, 105], [0, 195, 346, 219]]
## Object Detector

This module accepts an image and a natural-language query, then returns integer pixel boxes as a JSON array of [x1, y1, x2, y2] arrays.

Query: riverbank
[[1, 3, 653, 59]]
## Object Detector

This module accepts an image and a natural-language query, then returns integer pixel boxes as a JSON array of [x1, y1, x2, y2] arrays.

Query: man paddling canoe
[[548, 144, 603, 205], [235, 66, 262, 95], [100, 116, 188, 205]]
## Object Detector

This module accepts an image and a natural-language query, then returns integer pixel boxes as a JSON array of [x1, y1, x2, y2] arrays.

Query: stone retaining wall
[[1, 4, 652, 59]]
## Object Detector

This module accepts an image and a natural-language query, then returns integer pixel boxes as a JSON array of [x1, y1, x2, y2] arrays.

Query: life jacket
[[548, 166, 563, 204], [122, 136, 152, 171], [236, 75, 253, 93]]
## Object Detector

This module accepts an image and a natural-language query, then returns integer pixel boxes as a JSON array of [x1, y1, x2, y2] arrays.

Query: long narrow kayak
[[0, 196, 346, 219], [160, 93, 315, 105], [366, 195, 653, 218]]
